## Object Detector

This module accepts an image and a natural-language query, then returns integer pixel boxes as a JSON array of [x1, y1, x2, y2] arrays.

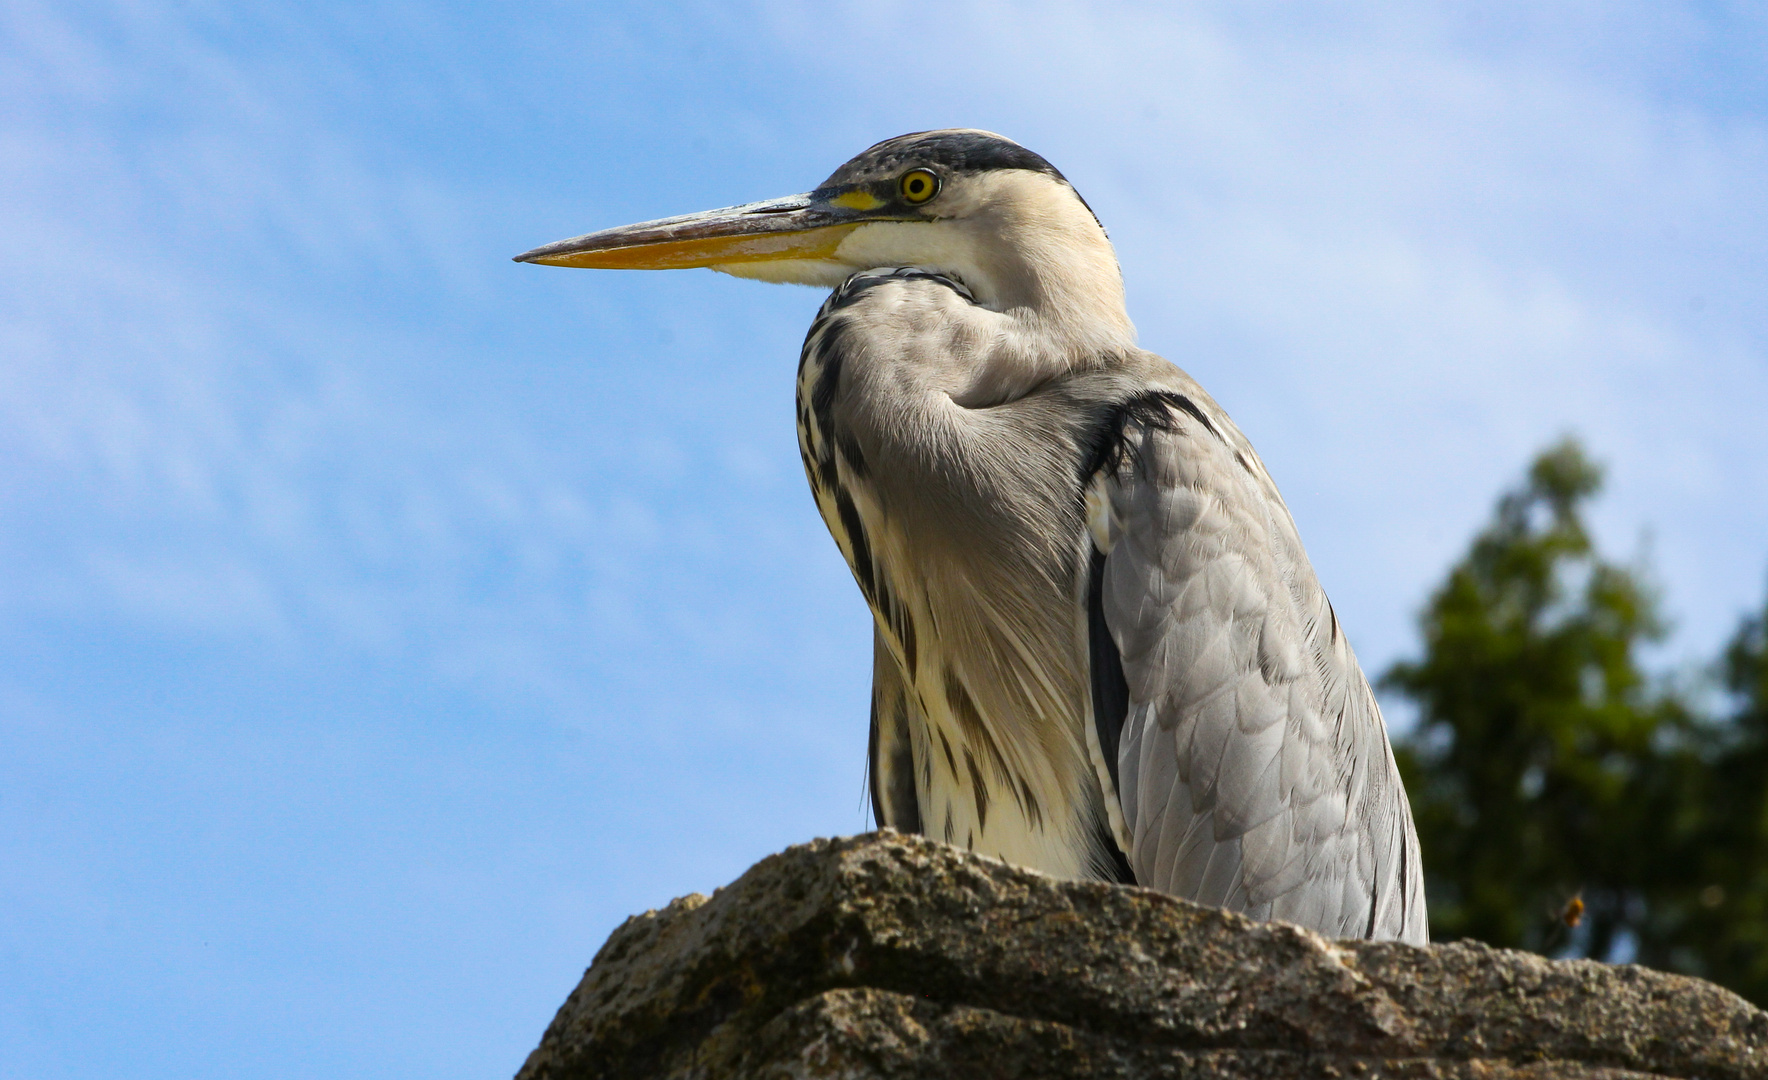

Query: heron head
[[516, 130, 1129, 336]]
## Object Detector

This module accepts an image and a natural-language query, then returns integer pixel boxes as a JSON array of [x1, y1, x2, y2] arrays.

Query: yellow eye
[[899, 169, 939, 204]]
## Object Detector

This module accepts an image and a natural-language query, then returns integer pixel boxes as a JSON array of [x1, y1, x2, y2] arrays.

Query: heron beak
[[513, 193, 865, 270]]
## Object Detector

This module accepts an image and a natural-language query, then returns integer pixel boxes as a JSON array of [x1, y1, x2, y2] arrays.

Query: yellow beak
[[513, 193, 863, 270]]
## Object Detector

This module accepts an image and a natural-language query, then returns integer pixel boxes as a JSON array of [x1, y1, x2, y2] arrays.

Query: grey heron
[[517, 130, 1427, 944]]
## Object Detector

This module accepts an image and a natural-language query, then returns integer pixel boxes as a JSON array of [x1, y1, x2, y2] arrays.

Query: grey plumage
[[517, 129, 1429, 945], [1096, 374, 1425, 940]]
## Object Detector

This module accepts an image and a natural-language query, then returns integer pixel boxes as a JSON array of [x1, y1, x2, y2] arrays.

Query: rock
[[515, 832, 1768, 1079]]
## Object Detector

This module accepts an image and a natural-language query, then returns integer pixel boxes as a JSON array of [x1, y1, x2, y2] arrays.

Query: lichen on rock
[[515, 832, 1768, 1079]]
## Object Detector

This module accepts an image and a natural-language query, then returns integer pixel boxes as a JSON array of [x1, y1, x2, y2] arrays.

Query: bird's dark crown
[[818, 130, 1069, 191]]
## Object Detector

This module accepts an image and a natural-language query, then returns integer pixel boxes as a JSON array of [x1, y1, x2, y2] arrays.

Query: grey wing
[[1093, 390, 1427, 944]]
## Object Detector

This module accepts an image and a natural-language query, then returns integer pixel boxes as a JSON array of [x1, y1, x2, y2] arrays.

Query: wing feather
[[1094, 382, 1427, 944]]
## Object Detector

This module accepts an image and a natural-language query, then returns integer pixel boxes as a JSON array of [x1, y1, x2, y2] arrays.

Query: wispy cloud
[[0, 2, 855, 730], [3, 2, 1764, 722]]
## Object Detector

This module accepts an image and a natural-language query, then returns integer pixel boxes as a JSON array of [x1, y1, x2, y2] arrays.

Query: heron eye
[[899, 169, 939, 204]]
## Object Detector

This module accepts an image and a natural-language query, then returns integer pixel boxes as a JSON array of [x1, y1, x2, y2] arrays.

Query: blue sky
[[3, 3, 1765, 1077]]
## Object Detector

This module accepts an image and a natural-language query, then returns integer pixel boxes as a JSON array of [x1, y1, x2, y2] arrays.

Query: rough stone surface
[[515, 832, 1768, 1079]]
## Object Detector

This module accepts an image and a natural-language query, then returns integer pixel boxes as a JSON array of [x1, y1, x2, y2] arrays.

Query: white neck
[[832, 170, 1137, 359]]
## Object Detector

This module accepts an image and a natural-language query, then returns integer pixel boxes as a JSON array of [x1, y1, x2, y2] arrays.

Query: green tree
[[1386, 437, 1768, 1003], [1383, 439, 1693, 959], [1649, 590, 1768, 1001]]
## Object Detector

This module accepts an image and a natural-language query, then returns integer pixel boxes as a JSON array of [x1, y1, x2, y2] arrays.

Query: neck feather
[[831, 171, 1137, 359]]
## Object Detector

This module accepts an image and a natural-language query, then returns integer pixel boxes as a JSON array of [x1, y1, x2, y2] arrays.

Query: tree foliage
[[1661, 591, 1768, 1000], [1385, 438, 1768, 1001]]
